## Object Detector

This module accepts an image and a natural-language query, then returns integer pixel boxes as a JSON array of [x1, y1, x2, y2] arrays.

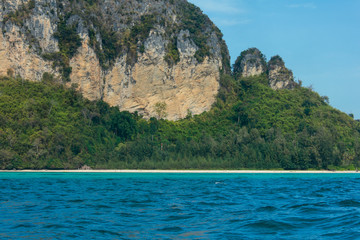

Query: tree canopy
[[0, 72, 359, 170]]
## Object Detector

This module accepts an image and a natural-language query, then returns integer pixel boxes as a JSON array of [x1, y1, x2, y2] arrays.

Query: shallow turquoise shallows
[[1, 173, 360, 239]]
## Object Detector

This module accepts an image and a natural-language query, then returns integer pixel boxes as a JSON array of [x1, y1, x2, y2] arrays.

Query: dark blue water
[[1, 173, 360, 239]]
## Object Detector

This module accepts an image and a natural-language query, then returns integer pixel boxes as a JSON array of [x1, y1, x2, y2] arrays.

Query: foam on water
[[0, 173, 360, 239]]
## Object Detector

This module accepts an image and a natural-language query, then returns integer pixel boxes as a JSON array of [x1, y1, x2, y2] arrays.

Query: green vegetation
[[154, 102, 168, 120], [1, 72, 359, 170], [125, 14, 157, 65], [164, 41, 180, 65], [43, 16, 82, 81], [0, 75, 136, 169], [268, 55, 285, 66], [178, 2, 212, 63], [177, 2, 230, 72], [54, 17, 82, 59], [88, 9, 158, 67], [88, 13, 157, 68], [88, 26, 122, 70]]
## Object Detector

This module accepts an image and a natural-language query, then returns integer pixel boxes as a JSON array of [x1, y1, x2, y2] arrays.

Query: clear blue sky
[[188, 0, 360, 119]]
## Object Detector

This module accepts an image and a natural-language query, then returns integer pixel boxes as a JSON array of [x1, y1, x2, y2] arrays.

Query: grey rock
[[268, 55, 296, 90], [233, 48, 267, 78]]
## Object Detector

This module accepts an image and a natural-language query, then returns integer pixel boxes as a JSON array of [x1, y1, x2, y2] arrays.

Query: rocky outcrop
[[102, 29, 221, 119], [233, 48, 267, 78], [0, 0, 229, 120], [0, 24, 55, 80], [0, 0, 59, 80], [68, 35, 103, 101], [233, 48, 297, 90], [268, 56, 296, 90]]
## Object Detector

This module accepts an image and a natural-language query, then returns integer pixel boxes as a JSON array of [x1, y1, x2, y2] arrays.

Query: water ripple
[[1, 173, 360, 239]]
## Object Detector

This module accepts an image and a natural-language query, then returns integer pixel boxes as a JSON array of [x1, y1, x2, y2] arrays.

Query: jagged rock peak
[[268, 55, 297, 90], [233, 47, 267, 78], [0, 0, 231, 120], [233, 49, 297, 90]]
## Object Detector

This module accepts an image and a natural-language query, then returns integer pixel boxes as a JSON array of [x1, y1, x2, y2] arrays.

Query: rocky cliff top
[[1, 0, 230, 73], [233, 47, 267, 78], [233, 48, 297, 90], [268, 55, 296, 90]]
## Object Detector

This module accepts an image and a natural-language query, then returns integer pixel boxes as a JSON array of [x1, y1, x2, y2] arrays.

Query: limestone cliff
[[268, 55, 296, 90], [0, 0, 230, 120], [233, 48, 267, 78], [233, 48, 297, 90]]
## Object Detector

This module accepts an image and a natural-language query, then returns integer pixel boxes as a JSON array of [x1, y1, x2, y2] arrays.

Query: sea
[[1, 173, 360, 239]]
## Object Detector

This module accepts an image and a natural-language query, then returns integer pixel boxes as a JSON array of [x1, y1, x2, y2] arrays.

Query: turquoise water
[[1, 173, 360, 239]]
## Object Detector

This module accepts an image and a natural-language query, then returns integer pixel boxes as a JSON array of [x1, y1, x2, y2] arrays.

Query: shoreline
[[0, 169, 359, 173]]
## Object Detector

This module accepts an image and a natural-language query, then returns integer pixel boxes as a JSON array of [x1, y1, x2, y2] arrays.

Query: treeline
[[0, 76, 135, 169], [0, 73, 359, 170], [106, 74, 360, 170], [102, 125, 360, 170]]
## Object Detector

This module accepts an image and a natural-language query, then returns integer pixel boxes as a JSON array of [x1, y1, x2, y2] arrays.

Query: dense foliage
[[164, 41, 180, 66], [0, 75, 136, 169], [1, 73, 359, 170]]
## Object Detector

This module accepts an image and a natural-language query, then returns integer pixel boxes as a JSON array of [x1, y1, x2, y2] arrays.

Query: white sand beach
[[0, 169, 359, 173]]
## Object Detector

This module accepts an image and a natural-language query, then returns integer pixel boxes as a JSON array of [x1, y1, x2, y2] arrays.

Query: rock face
[[102, 29, 222, 119], [233, 48, 297, 90], [233, 48, 267, 78], [268, 56, 296, 90], [0, 0, 230, 120]]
